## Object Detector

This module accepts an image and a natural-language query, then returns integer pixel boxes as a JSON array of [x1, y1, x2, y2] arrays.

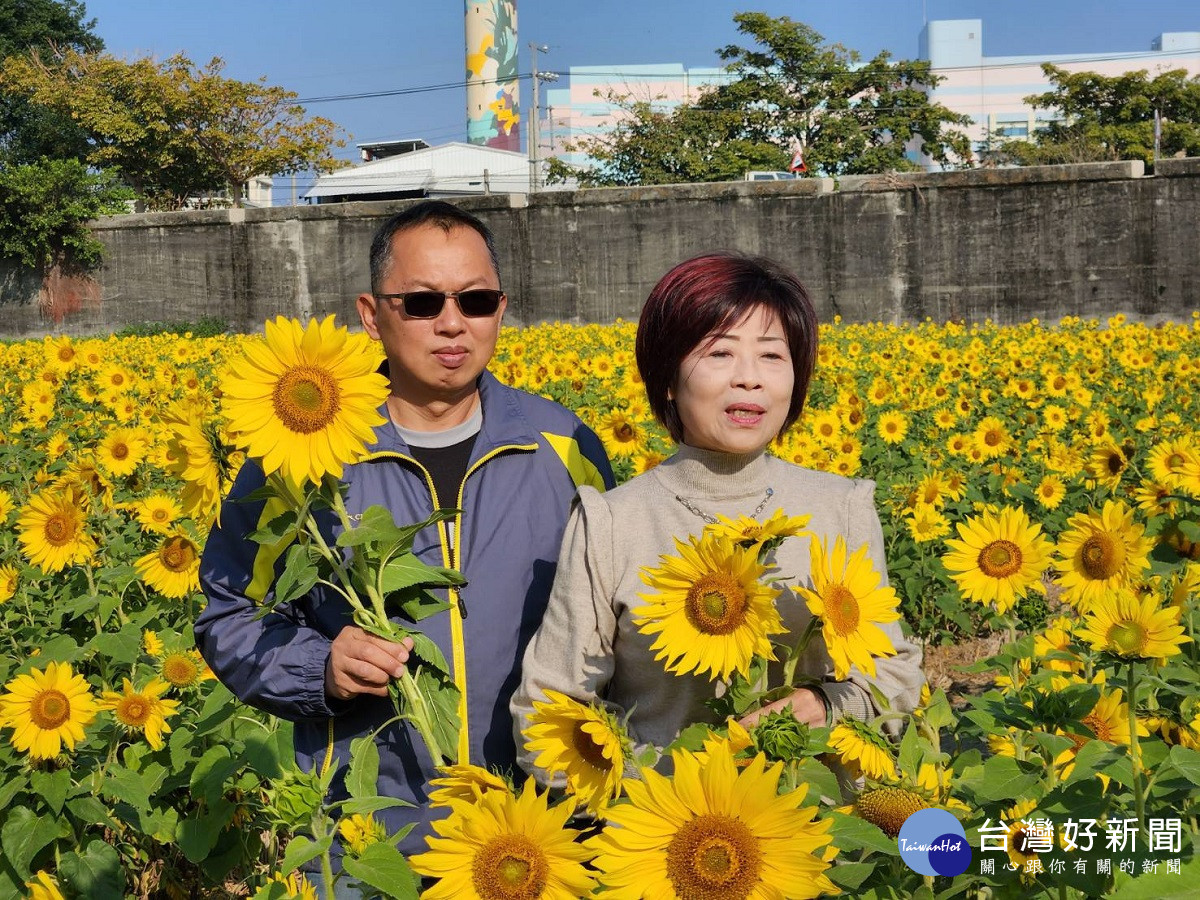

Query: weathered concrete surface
[[1, 160, 1196, 337]]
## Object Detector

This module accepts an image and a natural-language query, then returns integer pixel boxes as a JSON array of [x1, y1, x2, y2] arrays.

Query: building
[[303, 140, 531, 204], [921, 20, 1200, 162]]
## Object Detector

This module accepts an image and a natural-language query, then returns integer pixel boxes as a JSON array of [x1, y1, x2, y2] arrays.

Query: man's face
[[357, 224, 505, 409]]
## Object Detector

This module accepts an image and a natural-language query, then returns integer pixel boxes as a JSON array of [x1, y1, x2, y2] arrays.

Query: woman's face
[[670, 305, 794, 454]]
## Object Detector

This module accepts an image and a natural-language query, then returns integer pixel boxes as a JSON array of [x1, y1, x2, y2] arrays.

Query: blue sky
[[81, 1, 1197, 171]]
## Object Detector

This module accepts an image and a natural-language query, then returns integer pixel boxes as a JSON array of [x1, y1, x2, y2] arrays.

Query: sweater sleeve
[[822, 479, 925, 737], [511, 487, 619, 785]]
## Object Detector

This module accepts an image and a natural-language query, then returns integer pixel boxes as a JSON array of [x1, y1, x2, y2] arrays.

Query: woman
[[512, 252, 924, 768]]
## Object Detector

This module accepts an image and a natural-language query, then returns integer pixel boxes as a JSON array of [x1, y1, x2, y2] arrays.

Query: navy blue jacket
[[196, 371, 614, 855]]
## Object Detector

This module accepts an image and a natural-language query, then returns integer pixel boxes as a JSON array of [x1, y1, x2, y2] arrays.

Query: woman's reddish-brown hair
[[635, 252, 818, 443]]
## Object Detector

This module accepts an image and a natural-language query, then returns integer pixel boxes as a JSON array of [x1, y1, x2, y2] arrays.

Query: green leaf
[[792, 757, 842, 806], [1, 807, 69, 878], [395, 589, 452, 624], [409, 632, 450, 676], [58, 839, 123, 898], [176, 800, 234, 863], [828, 860, 878, 891], [100, 766, 153, 812], [278, 834, 333, 875], [380, 552, 465, 595], [168, 724, 195, 772], [1110, 853, 1200, 897], [342, 842, 421, 899], [346, 736, 380, 800], [249, 507, 300, 544], [412, 666, 462, 761], [1064, 740, 1127, 786], [898, 722, 923, 777], [66, 796, 117, 829], [191, 745, 240, 806], [30, 769, 70, 816], [336, 796, 414, 816], [971, 756, 1039, 803], [273, 543, 320, 607], [89, 622, 142, 665], [337, 505, 435, 550], [0, 777, 27, 811], [243, 726, 286, 780], [192, 681, 237, 735], [827, 810, 897, 855], [1165, 745, 1200, 786]]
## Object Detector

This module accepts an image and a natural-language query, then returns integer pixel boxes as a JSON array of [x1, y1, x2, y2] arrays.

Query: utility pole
[[528, 43, 548, 192]]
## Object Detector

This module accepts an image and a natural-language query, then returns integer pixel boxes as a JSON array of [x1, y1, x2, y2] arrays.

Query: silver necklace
[[675, 487, 774, 524]]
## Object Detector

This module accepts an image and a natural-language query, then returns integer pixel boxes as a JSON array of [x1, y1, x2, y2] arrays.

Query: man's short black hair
[[368, 200, 500, 293]]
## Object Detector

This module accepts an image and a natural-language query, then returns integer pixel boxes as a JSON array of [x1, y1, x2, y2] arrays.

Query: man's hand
[[738, 687, 827, 730], [325, 626, 414, 701]]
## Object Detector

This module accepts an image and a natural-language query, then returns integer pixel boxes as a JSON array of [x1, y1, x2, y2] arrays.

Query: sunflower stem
[[783, 616, 822, 688], [1126, 662, 1146, 842]]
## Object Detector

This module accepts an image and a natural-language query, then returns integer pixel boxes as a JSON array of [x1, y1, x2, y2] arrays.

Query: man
[[196, 201, 614, 866]]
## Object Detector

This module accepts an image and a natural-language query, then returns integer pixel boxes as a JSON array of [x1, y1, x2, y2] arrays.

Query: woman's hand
[[738, 687, 827, 730]]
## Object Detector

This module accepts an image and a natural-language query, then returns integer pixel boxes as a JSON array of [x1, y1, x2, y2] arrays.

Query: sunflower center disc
[[44, 513, 74, 546], [826, 585, 861, 634], [685, 573, 748, 636], [666, 814, 760, 900], [615, 423, 635, 442], [163, 655, 198, 686], [978, 540, 1022, 579], [112, 443, 129, 460], [1106, 453, 1124, 475], [120, 697, 150, 726], [570, 722, 614, 773], [31, 689, 70, 729], [984, 430, 1001, 446], [1083, 712, 1113, 742], [1108, 621, 1147, 655], [273, 365, 341, 435], [473, 834, 546, 900], [161, 537, 197, 572], [1080, 534, 1119, 580]]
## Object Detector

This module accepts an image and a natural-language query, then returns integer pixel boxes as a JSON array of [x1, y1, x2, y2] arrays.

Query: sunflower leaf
[[380, 553, 466, 595], [1, 806, 68, 879], [272, 543, 320, 608], [346, 736, 380, 800], [342, 842, 420, 899], [58, 838, 123, 898], [335, 796, 414, 816], [409, 632, 450, 675], [278, 834, 332, 876], [1163, 745, 1200, 786]]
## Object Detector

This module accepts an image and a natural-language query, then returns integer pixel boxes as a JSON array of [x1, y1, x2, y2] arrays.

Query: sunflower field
[[0, 312, 1197, 899]]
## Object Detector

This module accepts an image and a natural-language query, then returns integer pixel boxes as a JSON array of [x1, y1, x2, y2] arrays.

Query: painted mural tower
[[465, 0, 520, 151]]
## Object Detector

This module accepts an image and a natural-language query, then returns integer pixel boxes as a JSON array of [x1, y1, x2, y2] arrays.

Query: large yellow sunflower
[[589, 741, 836, 900], [16, 490, 96, 574], [0, 662, 97, 759], [428, 764, 512, 809], [942, 506, 1053, 614], [95, 425, 149, 477], [522, 690, 629, 815], [159, 649, 216, 689], [704, 508, 811, 549], [136, 532, 201, 598], [797, 535, 900, 680], [1079, 590, 1190, 663], [634, 533, 786, 682], [410, 778, 596, 900], [135, 493, 182, 534], [1055, 501, 1152, 611], [221, 315, 389, 486], [1054, 687, 1147, 788], [1146, 438, 1198, 488], [99, 677, 179, 750]]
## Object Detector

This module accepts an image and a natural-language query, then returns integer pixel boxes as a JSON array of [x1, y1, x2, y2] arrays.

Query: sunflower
[[809, 409, 842, 445], [588, 742, 836, 900], [596, 409, 645, 458], [906, 503, 949, 543], [797, 535, 899, 680], [0, 564, 16, 604], [704, 508, 811, 550], [0, 662, 97, 759], [1146, 438, 1198, 488], [96, 426, 149, 477], [634, 533, 786, 682], [1055, 501, 1152, 611], [135, 493, 183, 533], [973, 416, 1010, 459], [853, 785, 929, 838], [523, 690, 629, 815], [1079, 590, 1190, 663], [942, 506, 1053, 614], [99, 677, 179, 750], [410, 778, 596, 900], [829, 719, 895, 781], [16, 489, 96, 574], [1086, 441, 1130, 491], [143, 629, 165, 657], [1054, 687, 1146, 788], [337, 812, 388, 856], [220, 315, 389, 486], [258, 872, 317, 900], [159, 649, 216, 689], [429, 764, 513, 809], [136, 532, 201, 599], [1034, 474, 1067, 510], [1033, 617, 1081, 674], [877, 410, 908, 445], [25, 871, 64, 900]]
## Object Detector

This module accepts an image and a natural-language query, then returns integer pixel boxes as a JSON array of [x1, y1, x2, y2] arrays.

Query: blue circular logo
[[898, 808, 971, 877]]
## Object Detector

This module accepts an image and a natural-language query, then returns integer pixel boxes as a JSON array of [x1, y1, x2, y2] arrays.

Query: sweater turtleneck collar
[[650, 443, 771, 501]]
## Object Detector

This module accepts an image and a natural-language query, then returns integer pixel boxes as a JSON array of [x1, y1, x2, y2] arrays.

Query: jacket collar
[[364, 369, 539, 458]]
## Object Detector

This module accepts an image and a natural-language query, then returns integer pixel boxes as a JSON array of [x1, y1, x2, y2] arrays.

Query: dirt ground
[[921, 633, 1008, 706]]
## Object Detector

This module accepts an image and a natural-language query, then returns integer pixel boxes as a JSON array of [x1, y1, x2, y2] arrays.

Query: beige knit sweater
[[512, 444, 925, 777]]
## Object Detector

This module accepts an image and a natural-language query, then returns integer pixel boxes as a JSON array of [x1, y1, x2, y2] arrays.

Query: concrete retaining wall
[[2, 158, 1198, 337]]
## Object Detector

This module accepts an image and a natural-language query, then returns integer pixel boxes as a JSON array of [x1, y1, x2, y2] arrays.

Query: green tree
[[0, 0, 103, 163], [1, 49, 348, 208], [993, 64, 1200, 167], [554, 12, 972, 186]]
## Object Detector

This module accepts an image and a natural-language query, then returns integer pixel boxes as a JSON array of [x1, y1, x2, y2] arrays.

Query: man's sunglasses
[[374, 289, 504, 319]]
